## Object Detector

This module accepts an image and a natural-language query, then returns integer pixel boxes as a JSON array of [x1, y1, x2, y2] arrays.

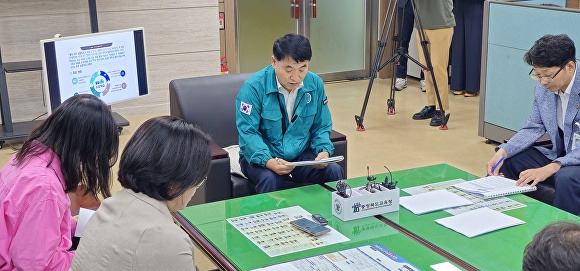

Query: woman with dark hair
[[0, 94, 119, 270], [71, 116, 211, 270]]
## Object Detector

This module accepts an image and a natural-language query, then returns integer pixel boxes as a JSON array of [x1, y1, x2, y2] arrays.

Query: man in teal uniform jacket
[[236, 34, 344, 193]]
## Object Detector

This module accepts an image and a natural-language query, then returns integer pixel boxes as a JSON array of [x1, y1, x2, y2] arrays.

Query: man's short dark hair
[[524, 34, 576, 67], [273, 33, 312, 62], [118, 116, 211, 201], [523, 221, 580, 271]]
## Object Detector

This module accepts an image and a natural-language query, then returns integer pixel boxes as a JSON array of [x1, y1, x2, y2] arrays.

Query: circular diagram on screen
[[90, 71, 111, 97]]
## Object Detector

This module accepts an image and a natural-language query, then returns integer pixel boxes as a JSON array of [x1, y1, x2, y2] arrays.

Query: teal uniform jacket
[[236, 65, 334, 167]]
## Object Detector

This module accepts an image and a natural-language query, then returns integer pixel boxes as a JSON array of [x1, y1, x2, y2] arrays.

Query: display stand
[[85, 0, 130, 132], [0, 0, 128, 148], [0, 50, 44, 148]]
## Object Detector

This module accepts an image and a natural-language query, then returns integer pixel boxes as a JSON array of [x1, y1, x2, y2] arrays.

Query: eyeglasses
[[196, 177, 207, 188], [529, 65, 565, 82]]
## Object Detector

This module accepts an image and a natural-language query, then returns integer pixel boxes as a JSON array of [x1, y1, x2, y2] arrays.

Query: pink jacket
[[0, 147, 76, 271]]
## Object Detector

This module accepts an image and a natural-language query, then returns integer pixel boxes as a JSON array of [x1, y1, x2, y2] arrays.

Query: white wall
[[0, 0, 220, 122]]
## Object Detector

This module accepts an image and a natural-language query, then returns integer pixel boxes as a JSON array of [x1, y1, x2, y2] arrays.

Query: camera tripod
[[355, 0, 450, 131]]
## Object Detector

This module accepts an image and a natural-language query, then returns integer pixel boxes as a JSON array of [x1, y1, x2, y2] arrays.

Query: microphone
[[336, 179, 348, 198]]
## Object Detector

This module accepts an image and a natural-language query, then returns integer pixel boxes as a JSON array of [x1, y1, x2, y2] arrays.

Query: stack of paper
[[286, 156, 344, 167], [252, 243, 420, 271], [435, 208, 525, 238], [452, 175, 536, 199], [399, 190, 473, 215]]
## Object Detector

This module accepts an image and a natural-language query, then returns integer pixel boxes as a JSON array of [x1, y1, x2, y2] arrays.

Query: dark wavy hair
[[118, 116, 211, 201], [15, 94, 119, 198], [523, 221, 580, 271], [524, 34, 576, 67], [273, 33, 312, 62]]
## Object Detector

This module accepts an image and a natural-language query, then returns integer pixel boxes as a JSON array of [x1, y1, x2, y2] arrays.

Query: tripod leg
[[387, 30, 398, 115], [410, 0, 450, 130], [355, 0, 399, 131], [355, 45, 384, 131]]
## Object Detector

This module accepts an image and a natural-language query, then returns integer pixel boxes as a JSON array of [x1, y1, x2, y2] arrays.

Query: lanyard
[[277, 92, 301, 134], [277, 94, 288, 135]]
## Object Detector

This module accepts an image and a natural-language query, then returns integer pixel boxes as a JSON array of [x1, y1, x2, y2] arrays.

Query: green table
[[340, 164, 580, 271], [175, 184, 469, 270], [176, 164, 579, 270]]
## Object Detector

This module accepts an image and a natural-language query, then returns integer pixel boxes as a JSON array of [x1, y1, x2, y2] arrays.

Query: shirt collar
[[123, 188, 173, 221], [276, 77, 304, 93], [560, 63, 577, 96], [32, 144, 66, 190]]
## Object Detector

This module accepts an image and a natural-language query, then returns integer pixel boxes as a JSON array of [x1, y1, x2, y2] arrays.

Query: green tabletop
[[339, 164, 580, 271], [177, 184, 467, 271]]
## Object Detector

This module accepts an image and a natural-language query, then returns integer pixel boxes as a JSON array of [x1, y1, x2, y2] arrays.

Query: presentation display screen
[[40, 27, 148, 113]]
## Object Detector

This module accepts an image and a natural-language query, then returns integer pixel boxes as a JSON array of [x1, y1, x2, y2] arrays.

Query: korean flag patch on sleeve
[[240, 101, 253, 115]]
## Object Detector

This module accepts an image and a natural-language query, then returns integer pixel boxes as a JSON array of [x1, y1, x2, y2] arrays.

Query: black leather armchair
[[524, 184, 555, 205], [169, 73, 347, 205]]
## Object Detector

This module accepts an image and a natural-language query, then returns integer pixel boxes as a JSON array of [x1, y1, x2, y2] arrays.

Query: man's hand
[[486, 149, 507, 176], [516, 162, 561, 186], [312, 151, 330, 169], [266, 158, 295, 175]]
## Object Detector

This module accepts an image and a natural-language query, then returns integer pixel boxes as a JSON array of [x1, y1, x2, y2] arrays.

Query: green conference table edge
[[175, 182, 471, 271], [332, 163, 580, 271], [176, 163, 580, 270]]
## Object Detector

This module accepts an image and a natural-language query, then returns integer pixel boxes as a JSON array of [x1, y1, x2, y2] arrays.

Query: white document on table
[[227, 206, 349, 257], [285, 156, 344, 167], [74, 207, 96, 237], [431, 262, 462, 271], [435, 207, 525, 238], [251, 243, 420, 271], [400, 190, 473, 215], [402, 179, 527, 215]]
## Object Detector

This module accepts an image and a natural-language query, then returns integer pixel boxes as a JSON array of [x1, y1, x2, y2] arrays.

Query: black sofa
[[169, 73, 347, 205]]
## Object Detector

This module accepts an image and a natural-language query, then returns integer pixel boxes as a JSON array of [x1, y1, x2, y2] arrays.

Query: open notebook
[[452, 176, 536, 199]]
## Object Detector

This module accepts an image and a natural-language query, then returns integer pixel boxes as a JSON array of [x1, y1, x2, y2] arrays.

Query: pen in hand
[[275, 157, 293, 178], [488, 156, 505, 176]]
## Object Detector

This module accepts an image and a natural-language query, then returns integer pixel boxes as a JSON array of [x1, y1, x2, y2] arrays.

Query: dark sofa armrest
[[330, 129, 347, 177], [330, 130, 346, 142], [211, 142, 228, 159], [187, 141, 232, 206]]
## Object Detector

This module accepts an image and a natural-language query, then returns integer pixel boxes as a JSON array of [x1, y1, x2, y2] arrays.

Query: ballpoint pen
[[489, 156, 505, 175], [275, 157, 293, 178]]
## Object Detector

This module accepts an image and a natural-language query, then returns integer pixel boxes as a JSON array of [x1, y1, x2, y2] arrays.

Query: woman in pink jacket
[[0, 94, 119, 271]]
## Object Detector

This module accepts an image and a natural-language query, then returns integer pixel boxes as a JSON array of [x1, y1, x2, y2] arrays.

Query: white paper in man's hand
[[285, 156, 344, 167]]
